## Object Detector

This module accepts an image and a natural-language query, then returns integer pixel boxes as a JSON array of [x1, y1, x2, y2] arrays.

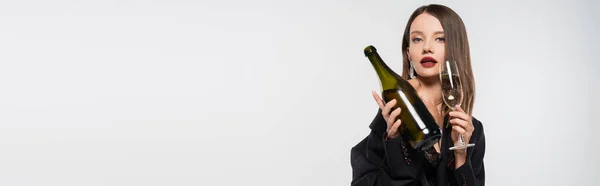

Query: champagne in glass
[[441, 74, 462, 108], [364, 45, 442, 151], [440, 60, 475, 150]]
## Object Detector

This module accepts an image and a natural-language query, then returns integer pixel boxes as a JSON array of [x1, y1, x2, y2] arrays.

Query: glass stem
[[450, 107, 465, 145]]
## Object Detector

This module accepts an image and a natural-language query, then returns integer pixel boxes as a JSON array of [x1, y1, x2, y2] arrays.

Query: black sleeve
[[350, 109, 425, 186], [451, 118, 486, 186]]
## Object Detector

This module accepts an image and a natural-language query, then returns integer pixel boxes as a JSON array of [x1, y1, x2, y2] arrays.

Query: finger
[[388, 119, 402, 137], [452, 126, 466, 135], [449, 110, 474, 133], [387, 108, 401, 126], [382, 99, 397, 118], [372, 91, 385, 109], [449, 118, 469, 129], [449, 109, 470, 123], [455, 105, 465, 113]]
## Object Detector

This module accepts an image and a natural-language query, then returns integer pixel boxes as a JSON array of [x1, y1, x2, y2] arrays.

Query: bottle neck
[[367, 53, 399, 90]]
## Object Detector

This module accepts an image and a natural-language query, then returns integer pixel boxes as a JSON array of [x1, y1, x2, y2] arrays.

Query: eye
[[435, 37, 445, 42], [411, 37, 423, 43]]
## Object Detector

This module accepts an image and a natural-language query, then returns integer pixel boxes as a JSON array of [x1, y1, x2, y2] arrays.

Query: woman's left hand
[[449, 105, 474, 155]]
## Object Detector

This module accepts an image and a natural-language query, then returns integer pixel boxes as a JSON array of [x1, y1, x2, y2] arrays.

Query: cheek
[[436, 45, 446, 61], [408, 46, 421, 60]]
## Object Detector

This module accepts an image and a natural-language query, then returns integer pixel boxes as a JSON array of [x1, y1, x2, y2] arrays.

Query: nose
[[422, 40, 433, 54]]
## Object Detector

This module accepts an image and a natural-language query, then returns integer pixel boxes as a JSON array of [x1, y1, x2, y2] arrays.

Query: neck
[[416, 76, 443, 106]]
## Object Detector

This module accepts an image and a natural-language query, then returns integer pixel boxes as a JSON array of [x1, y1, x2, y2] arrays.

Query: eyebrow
[[410, 31, 444, 35]]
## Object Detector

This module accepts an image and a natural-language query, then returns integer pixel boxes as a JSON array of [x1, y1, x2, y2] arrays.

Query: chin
[[417, 74, 439, 79], [415, 70, 440, 78]]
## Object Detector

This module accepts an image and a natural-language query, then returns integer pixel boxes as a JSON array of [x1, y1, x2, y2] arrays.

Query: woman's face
[[407, 13, 445, 78]]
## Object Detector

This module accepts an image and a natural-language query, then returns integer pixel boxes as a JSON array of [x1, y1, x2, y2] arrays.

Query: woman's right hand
[[372, 91, 402, 139]]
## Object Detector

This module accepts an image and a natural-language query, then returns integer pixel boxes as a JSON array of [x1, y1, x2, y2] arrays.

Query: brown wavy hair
[[401, 4, 476, 116]]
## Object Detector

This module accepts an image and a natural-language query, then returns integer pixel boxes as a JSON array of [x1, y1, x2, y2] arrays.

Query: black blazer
[[350, 109, 486, 186]]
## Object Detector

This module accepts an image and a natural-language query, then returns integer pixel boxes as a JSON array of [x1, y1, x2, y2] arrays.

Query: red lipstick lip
[[420, 56, 437, 68], [420, 56, 437, 63]]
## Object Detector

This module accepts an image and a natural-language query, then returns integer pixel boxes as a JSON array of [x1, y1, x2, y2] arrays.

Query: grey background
[[0, 0, 598, 185]]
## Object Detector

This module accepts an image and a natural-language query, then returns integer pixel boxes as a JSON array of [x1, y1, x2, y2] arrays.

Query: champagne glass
[[440, 60, 475, 150]]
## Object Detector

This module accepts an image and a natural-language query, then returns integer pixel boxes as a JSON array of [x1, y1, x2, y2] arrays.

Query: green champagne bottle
[[364, 45, 442, 151]]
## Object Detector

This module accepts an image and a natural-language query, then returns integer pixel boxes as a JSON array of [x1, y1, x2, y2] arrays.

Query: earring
[[409, 62, 416, 79]]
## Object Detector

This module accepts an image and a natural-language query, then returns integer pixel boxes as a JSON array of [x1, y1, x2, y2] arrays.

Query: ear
[[406, 48, 411, 61]]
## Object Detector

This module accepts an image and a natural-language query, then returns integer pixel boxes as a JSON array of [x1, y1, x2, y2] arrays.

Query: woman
[[351, 4, 486, 186]]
